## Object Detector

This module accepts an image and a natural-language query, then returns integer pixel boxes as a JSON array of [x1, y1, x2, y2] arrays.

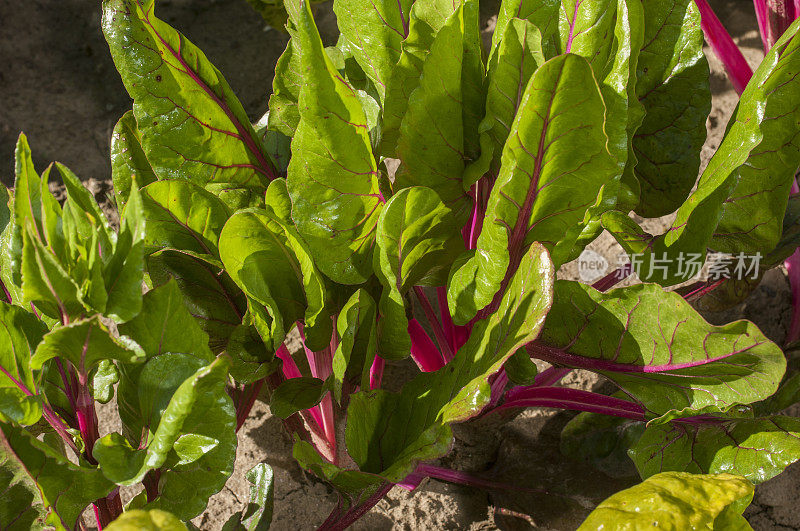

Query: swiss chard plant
[[3, 0, 800, 528]]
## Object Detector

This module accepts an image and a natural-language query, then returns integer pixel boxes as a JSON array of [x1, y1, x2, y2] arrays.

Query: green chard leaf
[[374, 187, 465, 360], [270, 377, 329, 419], [632, 0, 710, 217], [111, 111, 158, 210], [609, 20, 800, 284], [139, 179, 243, 348], [448, 53, 616, 325], [711, 20, 800, 253], [0, 423, 115, 530], [118, 279, 214, 364], [332, 0, 410, 104], [30, 315, 144, 374], [221, 463, 274, 531], [95, 355, 236, 520], [467, 18, 546, 180], [106, 509, 188, 531], [332, 289, 377, 400], [102, 182, 146, 323], [148, 249, 245, 353], [630, 416, 800, 485], [141, 180, 231, 259], [393, 4, 474, 218], [267, 40, 302, 138], [0, 302, 48, 425], [380, 0, 482, 159], [578, 472, 753, 530], [284, 0, 384, 284], [102, 0, 276, 204], [347, 243, 553, 482], [219, 208, 331, 352], [532, 281, 785, 422]]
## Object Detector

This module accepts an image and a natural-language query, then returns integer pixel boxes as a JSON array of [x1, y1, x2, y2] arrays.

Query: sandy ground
[[3, 0, 800, 529]]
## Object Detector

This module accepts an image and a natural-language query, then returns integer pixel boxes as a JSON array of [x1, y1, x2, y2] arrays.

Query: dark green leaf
[[630, 416, 800, 485], [270, 377, 329, 419], [632, 0, 710, 217]]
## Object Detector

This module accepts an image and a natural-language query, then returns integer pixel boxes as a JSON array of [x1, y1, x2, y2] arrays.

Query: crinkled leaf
[[577, 472, 753, 530], [630, 416, 800, 485], [347, 243, 553, 482], [533, 281, 786, 421], [220, 208, 330, 351], [102, 0, 275, 201], [710, 20, 800, 253], [333, 289, 377, 401], [374, 187, 464, 360], [0, 422, 114, 530], [0, 302, 48, 425], [448, 53, 615, 325], [106, 509, 187, 531], [111, 111, 158, 209], [632, 0, 710, 217], [285, 0, 383, 284], [95, 355, 235, 520]]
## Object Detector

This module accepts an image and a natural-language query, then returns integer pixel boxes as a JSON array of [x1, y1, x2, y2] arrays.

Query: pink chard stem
[[694, 0, 754, 94], [369, 354, 385, 390], [753, 0, 798, 51], [299, 324, 337, 464], [413, 287, 454, 363], [408, 319, 446, 372]]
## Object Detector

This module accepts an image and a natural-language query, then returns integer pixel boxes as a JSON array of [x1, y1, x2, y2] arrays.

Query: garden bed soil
[[2, 0, 799, 529]]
